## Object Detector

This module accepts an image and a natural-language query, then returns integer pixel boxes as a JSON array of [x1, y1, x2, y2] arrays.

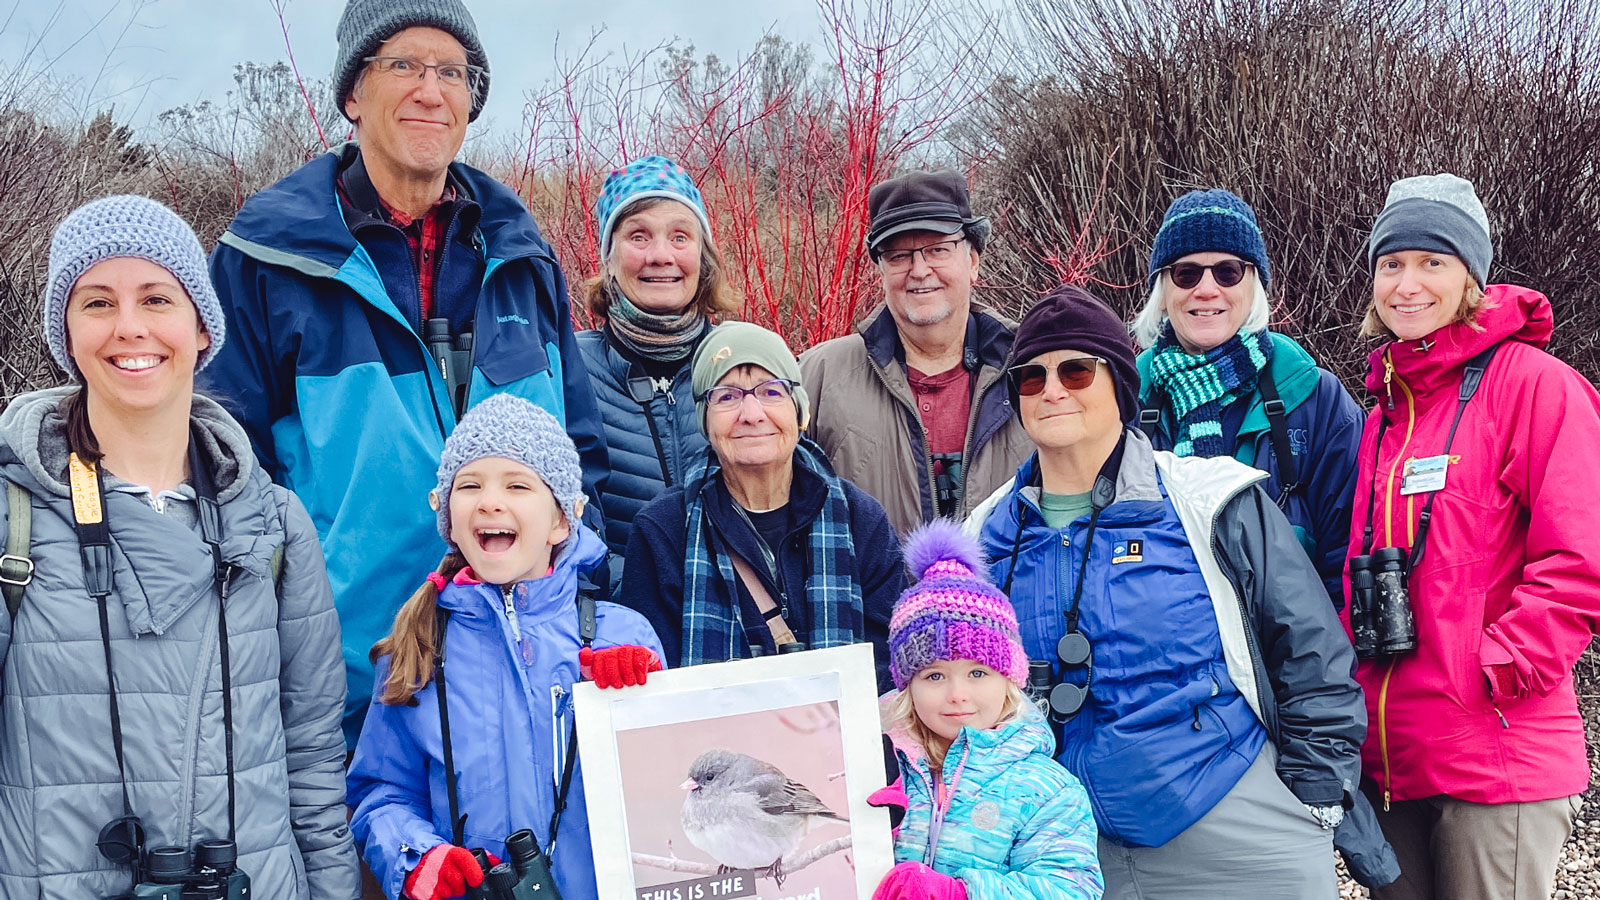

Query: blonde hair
[[370, 551, 468, 705], [583, 196, 740, 321], [1361, 278, 1490, 339], [886, 678, 1027, 774]]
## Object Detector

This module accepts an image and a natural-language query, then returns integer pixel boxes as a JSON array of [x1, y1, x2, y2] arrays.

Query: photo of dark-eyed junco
[[680, 749, 848, 885]]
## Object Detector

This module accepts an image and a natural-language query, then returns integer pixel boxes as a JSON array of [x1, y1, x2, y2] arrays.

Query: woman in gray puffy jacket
[[0, 196, 359, 899]]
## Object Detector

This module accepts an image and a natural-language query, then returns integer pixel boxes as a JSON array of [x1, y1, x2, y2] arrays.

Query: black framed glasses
[[1048, 630, 1093, 719], [1160, 259, 1253, 290], [1007, 357, 1105, 398], [364, 56, 486, 94], [699, 378, 796, 411], [878, 238, 965, 272]]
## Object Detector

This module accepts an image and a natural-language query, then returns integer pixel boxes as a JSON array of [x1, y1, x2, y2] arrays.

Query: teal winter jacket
[[886, 697, 1103, 900]]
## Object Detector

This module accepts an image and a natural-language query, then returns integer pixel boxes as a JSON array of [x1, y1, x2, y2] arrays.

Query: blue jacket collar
[[223, 144, 556, 271], [437, 523, 606, 623]]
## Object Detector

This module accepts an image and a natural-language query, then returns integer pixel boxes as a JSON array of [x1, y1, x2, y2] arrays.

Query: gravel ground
[[1336, 648, 1600, 899]]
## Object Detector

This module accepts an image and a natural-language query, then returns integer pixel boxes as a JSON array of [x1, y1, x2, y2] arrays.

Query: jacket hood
[[0, 386, 258, 503], [1364, 284, 1553, 402], [222, 145, 556, 273]]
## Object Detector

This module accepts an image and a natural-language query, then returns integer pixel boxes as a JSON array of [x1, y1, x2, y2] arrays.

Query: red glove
[[872, 861, 968, 900], [580, 645, 662, 688], [404, 844, 485, 900]]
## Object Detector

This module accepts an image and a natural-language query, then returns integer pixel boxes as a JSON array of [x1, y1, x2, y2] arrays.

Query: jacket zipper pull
[[1191, 706, 1202, 731], [1383, 788, 1391, 812], [1382, 352, 1396, 410], [1494, 706, 1509, 729], [502, 585, 520, 640]]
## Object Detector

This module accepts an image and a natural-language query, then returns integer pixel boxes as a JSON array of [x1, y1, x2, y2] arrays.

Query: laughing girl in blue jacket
[[348, 394, 664, 900]]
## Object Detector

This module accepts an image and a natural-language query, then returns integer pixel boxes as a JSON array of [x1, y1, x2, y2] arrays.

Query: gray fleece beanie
[[432, 394, 584, 545], [334, 0, 489, 122], [1368, 173, 1492, 287], [44, 194, 225, 379]]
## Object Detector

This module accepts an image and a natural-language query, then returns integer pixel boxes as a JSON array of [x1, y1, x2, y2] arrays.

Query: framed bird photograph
[[574, 643, 894, 900]]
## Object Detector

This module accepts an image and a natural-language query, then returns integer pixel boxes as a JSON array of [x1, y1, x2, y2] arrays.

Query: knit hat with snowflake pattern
[[888, 518, 1028, 690]]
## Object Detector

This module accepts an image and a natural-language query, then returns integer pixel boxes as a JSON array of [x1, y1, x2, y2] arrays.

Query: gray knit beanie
[[689, 321, 810, 436], [44, 194, 225, 379], [334, 0, 489, 122], [432, 394, 585, 545], [1368, 173, 1492, 287]]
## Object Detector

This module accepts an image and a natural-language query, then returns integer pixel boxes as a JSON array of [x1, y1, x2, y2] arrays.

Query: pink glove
[[404, 844, 485, 900], [872, 861, 968, 900], [580, 645, 663, 688]]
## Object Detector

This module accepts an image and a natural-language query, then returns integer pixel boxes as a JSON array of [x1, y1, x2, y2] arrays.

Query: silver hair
[[1130, 273, 1272, 349]]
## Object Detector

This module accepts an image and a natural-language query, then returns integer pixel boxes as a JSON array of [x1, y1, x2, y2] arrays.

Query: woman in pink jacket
[[1349, 173, 1600, 900]]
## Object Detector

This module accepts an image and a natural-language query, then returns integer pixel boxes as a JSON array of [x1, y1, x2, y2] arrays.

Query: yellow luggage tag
[[1400, 454, 1450, 496], [67, 453, 104, 524]]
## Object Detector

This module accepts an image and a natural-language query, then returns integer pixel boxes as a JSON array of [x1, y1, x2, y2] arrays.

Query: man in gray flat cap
[[800, 170, 1032, 536], [203, 0, 608, 749]]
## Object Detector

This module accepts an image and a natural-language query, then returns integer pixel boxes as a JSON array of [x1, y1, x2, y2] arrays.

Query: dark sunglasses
[[1048, 631, 1093, 719], [1161, 259, 1253, 290], [1007, 357, 1105, 398]]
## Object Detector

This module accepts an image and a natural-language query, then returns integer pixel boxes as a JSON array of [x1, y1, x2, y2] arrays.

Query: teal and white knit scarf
[[1148, 324, 1274, 457]]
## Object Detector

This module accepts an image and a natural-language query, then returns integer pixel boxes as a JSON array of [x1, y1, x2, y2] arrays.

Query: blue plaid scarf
[[1149, 324, 1274, 457], [680, 438, 864, 665]]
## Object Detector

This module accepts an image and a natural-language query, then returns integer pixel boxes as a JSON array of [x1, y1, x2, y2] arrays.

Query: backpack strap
[[1256, 367, 1302, 502], [1, 480, 33, 621]]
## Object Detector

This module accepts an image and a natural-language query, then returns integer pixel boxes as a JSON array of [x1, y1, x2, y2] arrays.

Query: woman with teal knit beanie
[[576, 156, 742, 587]]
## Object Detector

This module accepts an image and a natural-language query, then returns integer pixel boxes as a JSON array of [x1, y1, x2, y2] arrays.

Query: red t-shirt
[[906, 363, 973, 476]]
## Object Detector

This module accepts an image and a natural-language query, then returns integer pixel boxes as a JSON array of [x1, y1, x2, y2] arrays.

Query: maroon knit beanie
[[1007, 284, 1140, 424]]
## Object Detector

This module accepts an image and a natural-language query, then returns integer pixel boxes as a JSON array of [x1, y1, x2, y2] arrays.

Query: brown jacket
[[799, 303, 1034, 537]]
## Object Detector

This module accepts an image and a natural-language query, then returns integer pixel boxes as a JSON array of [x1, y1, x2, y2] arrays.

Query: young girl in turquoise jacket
[[872, 520, 1103, 900], [347, 394, 664, 900]]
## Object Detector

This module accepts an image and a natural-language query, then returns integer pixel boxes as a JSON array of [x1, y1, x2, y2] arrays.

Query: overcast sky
[[2, 0, 819, 138]]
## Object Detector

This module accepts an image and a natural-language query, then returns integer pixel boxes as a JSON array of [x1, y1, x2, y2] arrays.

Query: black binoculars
[[1348, 547, 1416, 659], [120, 839, 249, 900], [425, 317, 474, 420], [467, 830, 560, 900]]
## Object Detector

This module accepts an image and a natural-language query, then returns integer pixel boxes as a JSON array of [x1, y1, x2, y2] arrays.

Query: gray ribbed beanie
[[433, 394, 584, 545], [1368, 173, 1492, 286], [334, 0, 489, 122], [44, 194, 225, 379]]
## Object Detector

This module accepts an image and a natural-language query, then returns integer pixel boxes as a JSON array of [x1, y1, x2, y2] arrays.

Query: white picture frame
[[574, 643, 895, 900]]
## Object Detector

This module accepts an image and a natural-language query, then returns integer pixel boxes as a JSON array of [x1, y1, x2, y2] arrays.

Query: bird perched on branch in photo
[[680, 749, 848, 886]]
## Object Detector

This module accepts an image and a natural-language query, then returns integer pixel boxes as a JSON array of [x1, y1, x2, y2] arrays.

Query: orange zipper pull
[[1383, 351, 1396, 410]]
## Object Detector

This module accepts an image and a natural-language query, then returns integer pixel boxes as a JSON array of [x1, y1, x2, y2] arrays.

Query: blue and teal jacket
[[346, 525, 662, 900], [968, 430, 1364, 849], [202, 145, 608, 740], [1136, 332, 1364, 607], [885, 697, 1103, 899]]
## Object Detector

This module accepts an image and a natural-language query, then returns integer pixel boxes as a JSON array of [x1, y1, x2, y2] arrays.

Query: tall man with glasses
[[202, 0, 607, 747], [800, 170, 1033, 536]]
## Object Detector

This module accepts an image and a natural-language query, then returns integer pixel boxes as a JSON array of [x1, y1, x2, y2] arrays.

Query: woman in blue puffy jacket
[[967, 285, 1365, 900], [576, 156, 739, 585]]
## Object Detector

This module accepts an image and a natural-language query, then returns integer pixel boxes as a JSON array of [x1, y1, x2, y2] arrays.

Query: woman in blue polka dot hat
[[574, 156, 741, 585]]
